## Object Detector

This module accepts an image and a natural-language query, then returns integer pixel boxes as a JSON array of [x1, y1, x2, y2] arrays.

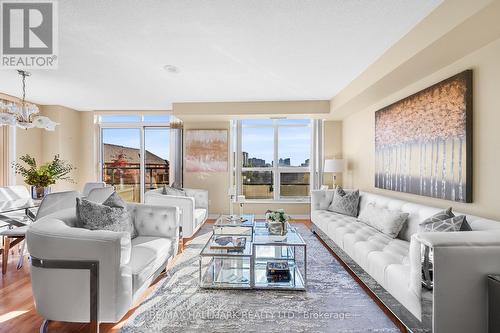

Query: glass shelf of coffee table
[[252, 225, 307, 291], [199, 233, 254, 289], [213, 214, 255, 239]]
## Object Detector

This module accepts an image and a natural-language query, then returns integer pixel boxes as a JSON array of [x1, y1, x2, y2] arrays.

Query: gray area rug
[[120, 224, 398, 333]]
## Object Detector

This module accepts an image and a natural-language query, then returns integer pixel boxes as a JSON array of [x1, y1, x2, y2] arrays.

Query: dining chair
[[0, 191, 79, 274]]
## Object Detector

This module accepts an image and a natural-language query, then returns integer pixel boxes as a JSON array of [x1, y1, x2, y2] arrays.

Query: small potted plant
[[265, 209, 290, 236], [14, 154, 75, 199]]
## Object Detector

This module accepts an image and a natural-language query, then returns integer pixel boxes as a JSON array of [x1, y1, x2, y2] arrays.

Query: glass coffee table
[[199, 215, 307, 291]]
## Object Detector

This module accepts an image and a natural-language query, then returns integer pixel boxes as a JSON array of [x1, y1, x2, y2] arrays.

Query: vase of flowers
[[14, 154, 75, 199], [265, 209, 290, 236]]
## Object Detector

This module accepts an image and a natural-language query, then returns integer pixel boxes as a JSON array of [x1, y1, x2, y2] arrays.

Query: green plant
[[265, 209, 290, 224], [14, 154, 75, 187]]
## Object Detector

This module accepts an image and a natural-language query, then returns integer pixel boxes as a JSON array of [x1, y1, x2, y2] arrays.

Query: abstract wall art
[[185, 129, 228, 172], [375, 70, 472, 202]]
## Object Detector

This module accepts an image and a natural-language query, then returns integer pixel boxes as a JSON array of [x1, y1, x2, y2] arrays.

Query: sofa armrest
[[183, 188, 209, 210], [27, 217, 131, 265], [412, 230, 500, 333], [311, 190, 334, 211], [26, 217, 133, 322], [414, 230, 500, 248]]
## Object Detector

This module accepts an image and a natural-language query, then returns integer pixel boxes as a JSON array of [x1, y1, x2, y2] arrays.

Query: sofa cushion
[[327, 186, 359, 217], [312, 209, 416, 317], [76, 197, 136, 238], [358, 203, 409, 238], [130, 236, 173, 293]]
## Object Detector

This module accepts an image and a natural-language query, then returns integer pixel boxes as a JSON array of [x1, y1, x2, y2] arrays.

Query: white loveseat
[[311, 190, 500, 333], [27, 201, 180, 329], [145, 187, 208, 238]]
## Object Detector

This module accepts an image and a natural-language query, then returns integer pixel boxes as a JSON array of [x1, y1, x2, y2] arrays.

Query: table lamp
[[324, 159, 344, 188]]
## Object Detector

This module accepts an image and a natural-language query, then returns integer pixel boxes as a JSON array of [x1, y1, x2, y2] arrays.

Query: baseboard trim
[[310, 223, 432, 333]]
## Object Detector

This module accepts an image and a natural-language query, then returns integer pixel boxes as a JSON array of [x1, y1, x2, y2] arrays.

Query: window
[[98, 114, 176, 203], [235, 119, 316, 201]]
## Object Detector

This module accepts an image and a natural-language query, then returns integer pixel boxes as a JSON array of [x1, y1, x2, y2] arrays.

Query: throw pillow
[[420, 214, 468, 232], [102, 191, 127, 209], [419, 208, 472, 231], [419, 211, 471, 290], [327, 186, 359, 217], [76, 196, 136, 238], [357, 203, 409, 238], [162, 185, 186, 196]]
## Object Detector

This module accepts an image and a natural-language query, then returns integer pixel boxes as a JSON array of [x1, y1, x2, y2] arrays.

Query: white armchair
[[27, 200, 180, 332], [145, 187, 208, 238]]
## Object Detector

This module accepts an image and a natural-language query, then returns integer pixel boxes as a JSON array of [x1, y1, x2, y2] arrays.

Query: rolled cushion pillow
[[357, 203, 409, 238], [76, 194, 136, 238], [327, 186, 360, 217]]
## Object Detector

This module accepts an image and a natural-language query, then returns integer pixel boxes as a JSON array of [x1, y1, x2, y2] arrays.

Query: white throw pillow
[[357, 203, 409, 238]]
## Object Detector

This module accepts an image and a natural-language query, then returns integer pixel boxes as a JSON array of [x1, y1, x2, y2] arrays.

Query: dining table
[[0, 198, 41, 273]]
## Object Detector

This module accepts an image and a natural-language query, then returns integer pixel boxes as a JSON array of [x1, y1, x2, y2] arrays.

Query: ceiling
[[0, 0, 442, 111]]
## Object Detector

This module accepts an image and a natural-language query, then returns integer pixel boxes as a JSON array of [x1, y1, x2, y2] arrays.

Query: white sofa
[[311, 190, 500, 333], [145, 187, 208, 238], [27, 201, 180, 329]]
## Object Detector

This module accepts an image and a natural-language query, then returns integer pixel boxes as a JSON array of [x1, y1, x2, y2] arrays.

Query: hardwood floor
[[0, 220, 404, 333]]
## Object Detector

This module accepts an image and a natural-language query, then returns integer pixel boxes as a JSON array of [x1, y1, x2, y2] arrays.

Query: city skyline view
[[242, 125, 311, 167]]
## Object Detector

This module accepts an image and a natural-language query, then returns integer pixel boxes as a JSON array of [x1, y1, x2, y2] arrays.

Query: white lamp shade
[[324, 159, 344, 173]]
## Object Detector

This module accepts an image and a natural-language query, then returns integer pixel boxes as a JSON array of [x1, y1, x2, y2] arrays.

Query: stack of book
[[266, 261, 291, 282]]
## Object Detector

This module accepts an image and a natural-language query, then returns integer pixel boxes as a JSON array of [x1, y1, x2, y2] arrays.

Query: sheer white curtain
[[0, 126, 10, 187]]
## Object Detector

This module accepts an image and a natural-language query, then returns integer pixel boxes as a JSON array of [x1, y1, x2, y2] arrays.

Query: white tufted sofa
[[145, 188, 208, 238], [311, 190, 500, 333], [27, 201, 180, 327]]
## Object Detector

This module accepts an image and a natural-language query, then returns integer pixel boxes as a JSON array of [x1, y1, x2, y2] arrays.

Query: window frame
[[236, 119, 314, 202], [97, 113, 172, 203]]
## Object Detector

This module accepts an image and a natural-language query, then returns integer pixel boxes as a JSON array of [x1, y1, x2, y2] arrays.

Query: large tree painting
[[375, 70, 472, 202]]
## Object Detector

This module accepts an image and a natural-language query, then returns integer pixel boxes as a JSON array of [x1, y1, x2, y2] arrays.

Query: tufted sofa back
[[311, 189, 500, 242], [359, 191, 500, 241], [127, 202, 179, 238]]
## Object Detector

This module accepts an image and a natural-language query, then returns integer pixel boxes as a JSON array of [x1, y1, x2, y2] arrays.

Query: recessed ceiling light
[[163, 65, 179, 74]]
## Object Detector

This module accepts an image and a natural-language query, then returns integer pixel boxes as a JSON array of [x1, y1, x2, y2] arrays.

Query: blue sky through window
[[102, 128, 170, 160], [242, 125, 310, 167]]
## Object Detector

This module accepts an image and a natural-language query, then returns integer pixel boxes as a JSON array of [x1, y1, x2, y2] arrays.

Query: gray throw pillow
[[162, 185, 186, 196], [421, 215, 468, 232], [420, 208, 471, 231], [357, 203, 409, 238], [327, 186, 359, 217], [103, 191, 127, 209], [419, 213, 470, 290], [76, 196, 136, 238]]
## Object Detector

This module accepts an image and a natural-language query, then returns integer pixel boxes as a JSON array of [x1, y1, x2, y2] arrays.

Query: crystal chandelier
[[0, 70, 58, 131]]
